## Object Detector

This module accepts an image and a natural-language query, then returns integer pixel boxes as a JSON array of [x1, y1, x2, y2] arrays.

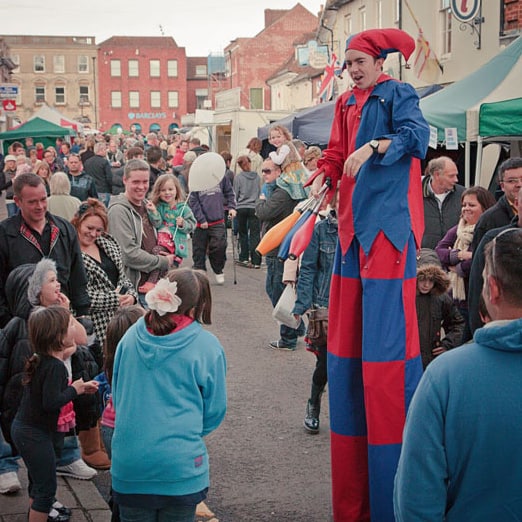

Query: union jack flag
[[317, 53, 342, 103]]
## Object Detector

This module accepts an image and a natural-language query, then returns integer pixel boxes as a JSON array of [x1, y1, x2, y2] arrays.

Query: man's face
[[436, 160, 459, 192], [345, 49, 384, 90], [124, 169, 150, 205], [67, 156, 82, 174], [500, 167, 522, 203], [14, 184, 48, 227], [14, 147, 25, 157], [261, 161, 280, 184]]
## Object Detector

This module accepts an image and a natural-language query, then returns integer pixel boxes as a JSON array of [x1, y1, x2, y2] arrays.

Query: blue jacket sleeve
[[293, 225, 320, 315], [201, 343, 227, 437]]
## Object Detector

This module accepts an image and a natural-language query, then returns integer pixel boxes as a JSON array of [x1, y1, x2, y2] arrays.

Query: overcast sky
[[1, 0, 324, 56]]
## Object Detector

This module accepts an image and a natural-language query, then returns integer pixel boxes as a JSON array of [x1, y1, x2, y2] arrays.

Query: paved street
[[1, 239, 333, 521]]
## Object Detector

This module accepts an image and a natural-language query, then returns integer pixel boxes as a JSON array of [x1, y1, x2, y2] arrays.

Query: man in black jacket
[[471, 157, 522, 251], [256, 158, 305, 350], [0, 173, 90, 327], [83, 141, 112, 206], [421, 156, 465, 249], [468, 184, 522, 334]]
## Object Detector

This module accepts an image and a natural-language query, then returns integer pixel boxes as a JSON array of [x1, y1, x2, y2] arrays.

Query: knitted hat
[[345, 28, 415, 61], [27, 258, 58, 306]]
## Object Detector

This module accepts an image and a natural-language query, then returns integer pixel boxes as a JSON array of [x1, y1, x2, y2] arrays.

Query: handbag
[[272, 284, 300, 329], [306, 308, 329, 347]]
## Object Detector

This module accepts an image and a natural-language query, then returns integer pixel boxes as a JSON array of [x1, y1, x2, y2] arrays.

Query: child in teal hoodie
[[111, 269, 226, 521]]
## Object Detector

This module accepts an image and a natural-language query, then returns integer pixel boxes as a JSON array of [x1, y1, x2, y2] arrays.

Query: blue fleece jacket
[[394, 318, 522, 521], [111, 318, 227, 497]]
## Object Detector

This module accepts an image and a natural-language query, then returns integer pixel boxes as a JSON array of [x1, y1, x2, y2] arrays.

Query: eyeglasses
[[502, 177, 522, 184], [489, 227, 518, 279], [261, 168, 274, 174]]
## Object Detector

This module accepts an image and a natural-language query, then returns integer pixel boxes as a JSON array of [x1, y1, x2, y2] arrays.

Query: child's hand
[[176, 216, 184, 227], [83, 380, 99, 394], [145, 200, 156, 212], [72, 378, 99, 395]]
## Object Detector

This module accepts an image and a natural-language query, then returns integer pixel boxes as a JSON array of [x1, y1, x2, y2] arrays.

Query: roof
[[0, 117, 76, 140]]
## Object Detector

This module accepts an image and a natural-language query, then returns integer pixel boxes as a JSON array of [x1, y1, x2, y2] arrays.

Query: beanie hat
[[27, 258, 57, 306], [345, 28, 415, 61]]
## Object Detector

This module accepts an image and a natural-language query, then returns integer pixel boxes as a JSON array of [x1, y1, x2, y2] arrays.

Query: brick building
[[97, 36, 187, 134], [224, 4, 319, 111]]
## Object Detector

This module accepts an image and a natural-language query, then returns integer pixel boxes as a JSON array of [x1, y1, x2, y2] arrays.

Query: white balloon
[[188, 152, 226, 192]]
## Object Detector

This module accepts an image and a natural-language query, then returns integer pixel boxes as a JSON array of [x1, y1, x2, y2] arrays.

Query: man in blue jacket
[[394, 228, 522, 521]]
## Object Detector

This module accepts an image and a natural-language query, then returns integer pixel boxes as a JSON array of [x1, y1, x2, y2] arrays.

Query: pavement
[[0, 462, 111, 522]]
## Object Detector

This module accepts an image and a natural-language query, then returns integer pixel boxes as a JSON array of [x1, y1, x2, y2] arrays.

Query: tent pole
[[475, 136, 483, 187], [465, 141, 471, 188]]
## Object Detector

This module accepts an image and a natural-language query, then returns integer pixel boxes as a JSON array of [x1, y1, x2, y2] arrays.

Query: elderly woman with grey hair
[[47, 172, 82, 222]]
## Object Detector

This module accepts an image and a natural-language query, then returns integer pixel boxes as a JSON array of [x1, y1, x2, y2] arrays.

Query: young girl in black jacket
[[10, 306, 98, 522]]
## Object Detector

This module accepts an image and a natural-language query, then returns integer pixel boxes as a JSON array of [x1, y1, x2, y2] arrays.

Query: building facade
[[97, 36, 187, 134], [2, 35, 97, 127]]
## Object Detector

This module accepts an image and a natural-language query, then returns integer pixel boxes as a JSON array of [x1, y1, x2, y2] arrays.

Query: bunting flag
[[317, 53, 342, 103]]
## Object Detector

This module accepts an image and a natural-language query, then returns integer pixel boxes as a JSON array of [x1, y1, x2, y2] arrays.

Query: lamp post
[[92, 55, 98, 129]]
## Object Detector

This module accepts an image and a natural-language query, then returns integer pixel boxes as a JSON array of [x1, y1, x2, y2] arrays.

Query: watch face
[[370, 140, 379, 151]]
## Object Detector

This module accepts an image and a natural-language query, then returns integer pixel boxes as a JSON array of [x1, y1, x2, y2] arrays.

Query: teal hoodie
[[394, 318, 522, 521], [111, 317, 227, 497]]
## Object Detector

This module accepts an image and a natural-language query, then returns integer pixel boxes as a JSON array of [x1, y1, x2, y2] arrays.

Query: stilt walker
[[307, 29, 430, 521]]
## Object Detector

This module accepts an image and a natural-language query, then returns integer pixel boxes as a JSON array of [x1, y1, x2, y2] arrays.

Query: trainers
[[0, 471, 21, 494], [56, 459, 97, 480], [215, 273, 225, 285], [269, 340, 296, 351]]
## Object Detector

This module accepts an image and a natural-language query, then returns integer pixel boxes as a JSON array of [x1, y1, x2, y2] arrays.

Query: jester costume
[[312, 29, 430, 521]]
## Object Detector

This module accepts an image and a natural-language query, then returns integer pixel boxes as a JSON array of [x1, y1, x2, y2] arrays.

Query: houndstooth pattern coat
[[82, 233, 138, 344]]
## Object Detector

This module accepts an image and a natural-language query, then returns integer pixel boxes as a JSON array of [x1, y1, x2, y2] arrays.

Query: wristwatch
[[369, 139, 380, 154]]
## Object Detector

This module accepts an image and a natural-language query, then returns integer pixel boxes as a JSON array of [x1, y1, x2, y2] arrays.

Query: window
[[376, 0, 383, 29], [128, 59, 139, 77], [195, 64, 207, 77], [359, 6, 367, 31], [195, 89, 208, 109], [167, 60, 178, 77], [150, 59, 160, 77], [129, 91, 140, 108], [344, 14, 352, 36], [11, 54, 20, 73], [167, 91, 179, 108], [111, 91, 122, 108], [79, 85, 89, 104], [78, 56, 89, 73], [55, 86, 65, 105], [110, 59, 121, 77], [34, 55, 45, 72], [249, 88, 263, 110], [35, 86, 46, 104], [440, 0, 452, 55], [53, 55, 65, 73], [150, 91, 161, 108]]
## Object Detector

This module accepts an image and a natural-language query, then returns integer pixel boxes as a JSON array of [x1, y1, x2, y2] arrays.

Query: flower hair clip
[[145, 278, 182, 316]]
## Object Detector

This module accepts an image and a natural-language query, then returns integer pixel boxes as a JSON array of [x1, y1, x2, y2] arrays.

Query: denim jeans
[[98, 192, 111, 207], [265, 256, 305, 347], [56, 435, 81, 467], [0, 425, 20, 474], [119, 504, 197, 522]]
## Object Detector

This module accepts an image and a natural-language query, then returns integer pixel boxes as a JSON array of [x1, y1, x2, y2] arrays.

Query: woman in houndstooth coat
[[72, 199, 138, 344]]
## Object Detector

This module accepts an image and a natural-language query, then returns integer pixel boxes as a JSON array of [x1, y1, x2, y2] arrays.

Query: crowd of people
[[1, 27, 522, 521]]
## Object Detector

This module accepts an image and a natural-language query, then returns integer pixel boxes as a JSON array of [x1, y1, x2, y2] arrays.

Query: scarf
[[448, 218, 475, 302]]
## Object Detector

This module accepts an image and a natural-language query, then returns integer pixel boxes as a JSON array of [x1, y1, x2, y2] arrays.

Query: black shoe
[[304, 399, 320, 434], [48, 509, 70, 522], [269, 340, 296, 351]]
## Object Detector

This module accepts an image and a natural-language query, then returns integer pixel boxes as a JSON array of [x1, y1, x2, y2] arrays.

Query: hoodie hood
[[5, 263, 36, 320], [242, 170, 259, 181], [129, 317, 202, 369], [474, 318, 522, 354], [417, 264, 450, 296]]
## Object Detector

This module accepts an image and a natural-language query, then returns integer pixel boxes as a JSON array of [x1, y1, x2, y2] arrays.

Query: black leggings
[[11, 419, 63, 514]]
